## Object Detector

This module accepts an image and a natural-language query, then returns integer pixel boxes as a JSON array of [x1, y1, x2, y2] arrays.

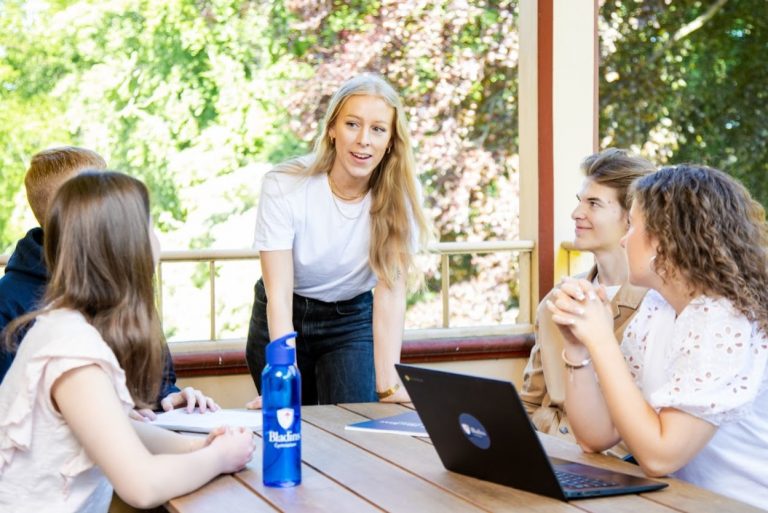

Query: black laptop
[[396, 364, 668, 500]]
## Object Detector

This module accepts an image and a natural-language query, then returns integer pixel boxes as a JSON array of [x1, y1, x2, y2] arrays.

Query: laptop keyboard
[[555, 469, 619, 489]]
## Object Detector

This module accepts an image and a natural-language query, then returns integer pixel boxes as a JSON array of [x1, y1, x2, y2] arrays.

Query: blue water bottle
[[262, 332, 301, 487]]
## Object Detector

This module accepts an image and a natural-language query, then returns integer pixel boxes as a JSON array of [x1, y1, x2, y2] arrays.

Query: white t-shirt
[[253, 166, 420, 302], [591, 276, 620, 300], [0, 309, 135, 513], [621, 290, 768, 509]]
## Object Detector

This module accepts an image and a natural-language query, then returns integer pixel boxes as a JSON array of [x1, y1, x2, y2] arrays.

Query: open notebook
[[150, 408, 262, 433]]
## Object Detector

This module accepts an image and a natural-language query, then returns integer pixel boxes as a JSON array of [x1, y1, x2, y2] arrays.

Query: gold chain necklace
[[327, 173, 368, 202], [327, 174, 368, 220]]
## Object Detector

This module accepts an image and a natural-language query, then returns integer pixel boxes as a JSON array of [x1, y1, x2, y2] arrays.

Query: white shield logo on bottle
[[277, 408, 294, 430]]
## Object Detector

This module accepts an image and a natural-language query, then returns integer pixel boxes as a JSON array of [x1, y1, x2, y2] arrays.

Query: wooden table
[[166, 403, 763, 513]]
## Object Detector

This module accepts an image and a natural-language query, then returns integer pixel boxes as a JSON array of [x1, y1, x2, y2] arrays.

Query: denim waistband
[[256, 278, 372, 308]]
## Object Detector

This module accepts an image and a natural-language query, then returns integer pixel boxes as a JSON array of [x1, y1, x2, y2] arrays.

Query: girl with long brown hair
[[246, 73, 430, 406], [548, 165, 768, 508], [0, 171, 254, 512]]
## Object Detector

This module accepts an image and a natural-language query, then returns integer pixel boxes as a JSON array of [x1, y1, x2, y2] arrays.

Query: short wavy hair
[[581, 148, 656, 211], [631, 164, 768, 334], [25, 146, 107, 225]]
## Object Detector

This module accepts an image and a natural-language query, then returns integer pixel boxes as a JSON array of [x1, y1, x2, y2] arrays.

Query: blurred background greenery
[[1, 0, 765, 335]]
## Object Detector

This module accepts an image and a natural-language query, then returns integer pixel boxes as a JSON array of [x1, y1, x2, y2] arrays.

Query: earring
[[649, 255, 663, 276], [329, 135, 335, 144], [386, 145, 391, 154]]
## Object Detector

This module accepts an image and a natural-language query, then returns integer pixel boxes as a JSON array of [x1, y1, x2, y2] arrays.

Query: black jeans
[[246, 279, 377, 405]]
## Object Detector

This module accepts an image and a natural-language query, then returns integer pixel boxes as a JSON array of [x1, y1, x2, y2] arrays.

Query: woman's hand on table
[[245, 395, 262, 410], [128, 387, 220, 422], [161, 386, 220, 413], [208, 426, 256, 473]]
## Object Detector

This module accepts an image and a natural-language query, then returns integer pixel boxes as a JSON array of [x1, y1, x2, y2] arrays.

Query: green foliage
[[600, 0, 768, 204], [2, 0, 765, 326], [0, 0, 309, 244]]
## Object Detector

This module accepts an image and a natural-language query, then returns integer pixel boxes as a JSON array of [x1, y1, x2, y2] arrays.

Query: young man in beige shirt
[[520, 148, 654, 457]]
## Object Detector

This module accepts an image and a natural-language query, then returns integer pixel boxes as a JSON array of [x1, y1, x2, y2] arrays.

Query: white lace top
[[622, 290, 768, 508], [0, 309, 135, 513]]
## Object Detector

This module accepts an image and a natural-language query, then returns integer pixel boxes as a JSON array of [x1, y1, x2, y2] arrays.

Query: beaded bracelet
[[561, 349, 592, 382], [376, 382, 401, 400]]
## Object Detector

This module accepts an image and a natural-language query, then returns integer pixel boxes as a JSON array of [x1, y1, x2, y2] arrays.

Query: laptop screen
[[396, 364, 667, 500]]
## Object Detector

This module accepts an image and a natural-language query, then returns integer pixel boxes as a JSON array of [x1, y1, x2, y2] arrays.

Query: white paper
[[151, 408, 262, 433]]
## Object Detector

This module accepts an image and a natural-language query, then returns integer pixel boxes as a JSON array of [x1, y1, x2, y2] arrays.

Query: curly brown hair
[[631, 164, 768, 334]]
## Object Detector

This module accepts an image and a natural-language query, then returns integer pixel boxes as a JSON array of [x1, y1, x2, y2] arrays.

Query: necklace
[[327, 173, 368, 202], [327, 174, 368, 220]]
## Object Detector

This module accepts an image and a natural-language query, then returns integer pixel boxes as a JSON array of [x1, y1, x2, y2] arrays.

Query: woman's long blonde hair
[[3, 171, 165, 408], [280, 74, 430, 288]]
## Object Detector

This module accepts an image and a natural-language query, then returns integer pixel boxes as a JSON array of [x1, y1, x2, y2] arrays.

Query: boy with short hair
[[1, 147, 107, 382], [520, 148, 655, 457], [0, 147, 215, 415]]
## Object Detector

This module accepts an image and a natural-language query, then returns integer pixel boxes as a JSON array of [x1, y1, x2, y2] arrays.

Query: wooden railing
[[1, 241, 538, 373], [155, 241, 535, 345]]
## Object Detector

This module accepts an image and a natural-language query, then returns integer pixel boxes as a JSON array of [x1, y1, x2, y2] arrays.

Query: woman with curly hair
[[245, 74, 430, 406], [547, 165, 768, 508]]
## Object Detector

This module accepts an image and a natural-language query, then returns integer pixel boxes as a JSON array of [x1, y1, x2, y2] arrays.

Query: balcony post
[[519, 0, 599, 302]]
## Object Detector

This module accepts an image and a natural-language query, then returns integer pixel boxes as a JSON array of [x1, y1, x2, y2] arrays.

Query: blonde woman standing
[[246, 74, 429, 406]]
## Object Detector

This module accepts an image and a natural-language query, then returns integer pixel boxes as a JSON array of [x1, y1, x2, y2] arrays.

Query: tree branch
[[650, 0, 730, 63]]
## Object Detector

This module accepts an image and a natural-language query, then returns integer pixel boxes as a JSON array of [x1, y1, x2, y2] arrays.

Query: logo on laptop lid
[[458, 413, 490, 449]]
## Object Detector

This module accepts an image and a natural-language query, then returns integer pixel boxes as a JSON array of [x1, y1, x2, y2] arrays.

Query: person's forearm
[[260, 250, 295, 341], [372, 281, 406, 391], [373, 323, 404, 391], [589, 342, 698, 473], [114, 445, 230, 509], [266, 293, 294, 340], [131, 419, 204, 454], [573, 341, 715, 475], [563, 344, 620, 451], [549, 285, 717, 474], [589, 342, 658, 451]]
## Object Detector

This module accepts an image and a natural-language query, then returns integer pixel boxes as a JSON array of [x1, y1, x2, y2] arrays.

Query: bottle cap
[[265, 331, 297, 365]]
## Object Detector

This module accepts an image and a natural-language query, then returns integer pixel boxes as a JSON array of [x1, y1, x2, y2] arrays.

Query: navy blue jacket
[[0, 227, 180, 401]]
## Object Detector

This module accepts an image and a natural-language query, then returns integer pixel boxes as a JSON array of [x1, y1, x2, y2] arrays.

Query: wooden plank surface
[[235, 434, 381, 513], [165, 404, 763, 513], [166, 474, 275, 513], [296, 419, 484, 512], [329, 404, 733, 513], [303, 404, 580, 513]]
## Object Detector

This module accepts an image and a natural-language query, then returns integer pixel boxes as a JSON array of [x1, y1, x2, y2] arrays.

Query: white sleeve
[[648, 299, 768, 426], [253, 172, 295, 251]]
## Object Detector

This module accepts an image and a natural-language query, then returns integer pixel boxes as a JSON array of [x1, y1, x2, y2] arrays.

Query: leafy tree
[[0, 0, 308, 247], [600, 0, 768, 203], [2, 0, 765, 328]]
